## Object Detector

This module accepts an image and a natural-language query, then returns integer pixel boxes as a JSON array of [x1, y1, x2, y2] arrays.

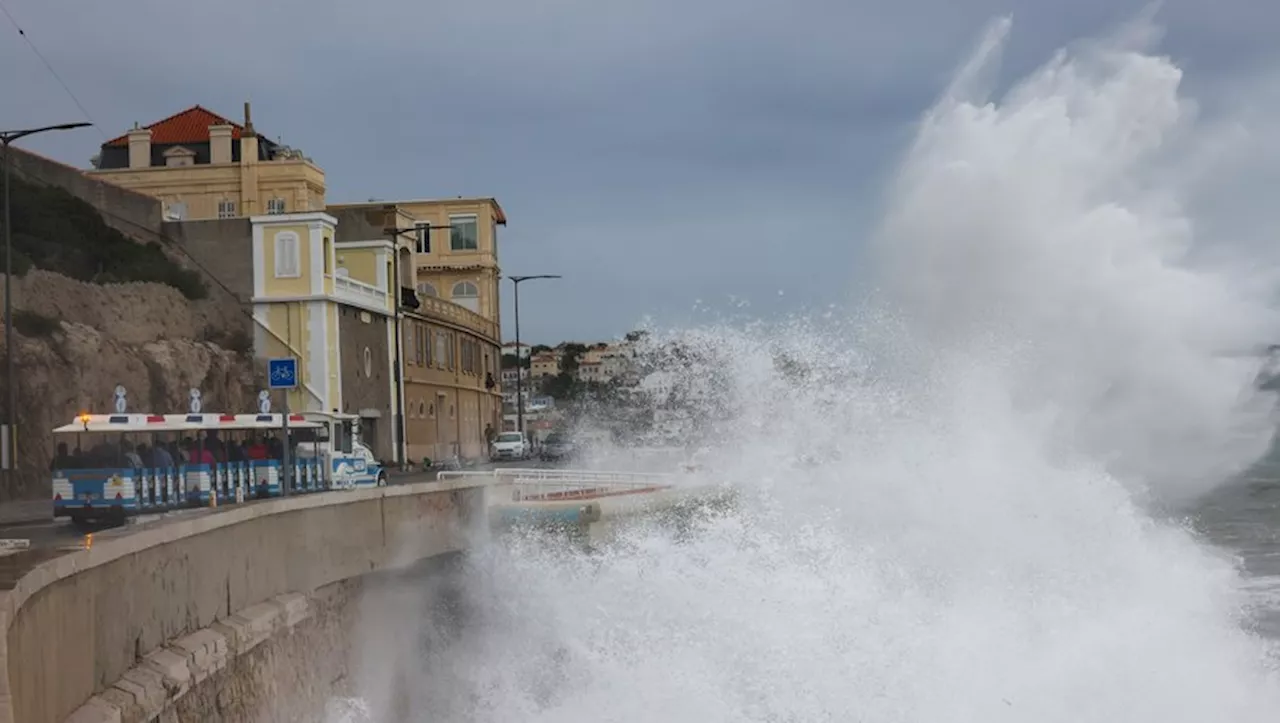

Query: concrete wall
[[6, 147, 163, 239], [338, 305, 394, 461], [161, 219, 255, 305], [0, 479, 488, 723]]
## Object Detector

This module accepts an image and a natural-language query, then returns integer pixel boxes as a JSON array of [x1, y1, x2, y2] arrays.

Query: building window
[[267, 198, 287, 215], [416, 282, 437, 297], [415, 223, 431, 254], [274, 231, 301, 278], [424, 324, 433, 366], [449, 215, 478, 251], [451, 281, 480, 313], [218, 200, 237, 219], [363, 347, 373, 378]]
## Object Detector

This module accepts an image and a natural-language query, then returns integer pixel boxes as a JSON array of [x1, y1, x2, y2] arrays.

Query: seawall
[[1, 479, 489, 723]]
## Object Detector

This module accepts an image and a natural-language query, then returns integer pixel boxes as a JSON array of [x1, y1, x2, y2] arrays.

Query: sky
[[2, 0, 1278, 345]]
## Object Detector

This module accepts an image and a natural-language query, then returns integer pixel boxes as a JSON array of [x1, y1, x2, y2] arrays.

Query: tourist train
[[50, 410, 385, 526]]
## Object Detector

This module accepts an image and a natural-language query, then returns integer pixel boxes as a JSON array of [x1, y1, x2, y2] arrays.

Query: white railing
[[437, 467, 673, 501], [333, 275, 390, 310]]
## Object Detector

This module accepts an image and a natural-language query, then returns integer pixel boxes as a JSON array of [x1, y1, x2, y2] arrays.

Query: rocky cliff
[[0, 271, 256, 502]]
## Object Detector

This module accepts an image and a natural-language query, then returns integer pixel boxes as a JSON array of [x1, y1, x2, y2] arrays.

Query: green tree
[[559, 343, 588, 374], [501, 353, 530, 370]]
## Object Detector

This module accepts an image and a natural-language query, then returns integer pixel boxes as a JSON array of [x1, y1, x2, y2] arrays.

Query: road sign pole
[[268, 357, 299, 497], [281, 392, 292, 496]]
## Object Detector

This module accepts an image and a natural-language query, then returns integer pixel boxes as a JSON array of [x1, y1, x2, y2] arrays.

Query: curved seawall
[[0, 479, 489, 723]]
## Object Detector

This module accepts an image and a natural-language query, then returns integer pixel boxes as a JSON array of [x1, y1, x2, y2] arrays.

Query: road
[[0, 459, 558, 589]]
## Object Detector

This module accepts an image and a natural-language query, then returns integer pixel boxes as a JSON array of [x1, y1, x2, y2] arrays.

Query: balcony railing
[[414, 294, 499, 341], [333, 275, 390, 311]]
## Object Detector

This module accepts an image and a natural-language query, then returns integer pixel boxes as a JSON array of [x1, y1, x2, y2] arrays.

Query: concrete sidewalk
[[0, 500, 49, 525]]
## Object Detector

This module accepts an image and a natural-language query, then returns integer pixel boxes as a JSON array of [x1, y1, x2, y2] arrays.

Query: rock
[[0, 270, 256, 501]]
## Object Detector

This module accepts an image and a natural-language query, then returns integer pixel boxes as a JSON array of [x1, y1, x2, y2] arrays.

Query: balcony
[[332, 274, 390, 312], [414, 294, 499, 342]]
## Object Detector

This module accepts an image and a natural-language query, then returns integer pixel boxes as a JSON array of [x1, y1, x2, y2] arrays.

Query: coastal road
[[0, 459, 562, 589], [0, 460, 556, 553]]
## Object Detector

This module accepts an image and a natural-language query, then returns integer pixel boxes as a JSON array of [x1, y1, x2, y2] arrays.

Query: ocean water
[[329, 16, 1280, 723]]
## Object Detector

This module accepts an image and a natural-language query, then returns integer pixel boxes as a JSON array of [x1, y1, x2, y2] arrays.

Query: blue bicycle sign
[[267, 357, 298, 390]]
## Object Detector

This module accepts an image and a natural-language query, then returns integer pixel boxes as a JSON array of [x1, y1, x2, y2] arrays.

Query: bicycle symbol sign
[[267, 357, 298, 390]]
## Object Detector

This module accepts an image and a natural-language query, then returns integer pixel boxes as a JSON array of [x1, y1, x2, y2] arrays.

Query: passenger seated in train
[[50, 442, 79, 470]]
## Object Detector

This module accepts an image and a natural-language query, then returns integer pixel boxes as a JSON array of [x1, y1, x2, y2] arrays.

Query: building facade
[[326, 202, 505, 464], [530, 351, 561, 379], [327, 198, 505, 327], [89, 104, 325, 221], [249, 212, 346, 415], [401, 297, 501, 464]]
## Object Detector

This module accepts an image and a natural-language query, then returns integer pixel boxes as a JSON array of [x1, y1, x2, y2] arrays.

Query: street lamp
[[1, 121, 92, 475], [509, 274, 560, 435], [383, 223, 453, 469]]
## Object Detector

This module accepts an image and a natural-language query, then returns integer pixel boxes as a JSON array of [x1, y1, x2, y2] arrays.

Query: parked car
[[490, 432, 529, 460], [540, 433, 577, 462]]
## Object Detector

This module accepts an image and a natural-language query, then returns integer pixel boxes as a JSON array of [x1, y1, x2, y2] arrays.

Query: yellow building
[[326, 199, 506, 464], [89, 104, 325, 220], [327, 198, 506, 325], [530, 351, 561, 379], [401, 297, 502, 464], [250, 212, 347, 414]]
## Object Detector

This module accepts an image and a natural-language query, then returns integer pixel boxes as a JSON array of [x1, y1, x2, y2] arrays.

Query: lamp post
[[509, 275, 560, 435], [383, 223, 452, 469], [1, 121, 92, 475]]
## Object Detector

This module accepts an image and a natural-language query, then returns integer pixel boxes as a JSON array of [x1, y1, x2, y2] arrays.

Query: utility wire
[[0, 0, 106, 139]]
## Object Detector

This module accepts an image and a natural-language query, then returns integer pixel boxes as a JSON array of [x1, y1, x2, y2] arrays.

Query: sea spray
[[328, 14, 1280, 722]]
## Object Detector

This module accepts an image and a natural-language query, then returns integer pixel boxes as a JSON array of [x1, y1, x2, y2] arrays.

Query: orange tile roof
[[103, 105, 245, 148]]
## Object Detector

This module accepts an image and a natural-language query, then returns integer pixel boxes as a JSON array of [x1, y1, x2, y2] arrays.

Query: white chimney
[[127, 125, 151, 169], [209, 124, 233, 164]]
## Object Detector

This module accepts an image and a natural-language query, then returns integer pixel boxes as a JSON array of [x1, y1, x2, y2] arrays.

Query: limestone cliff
[[0, 271, 256, 502]]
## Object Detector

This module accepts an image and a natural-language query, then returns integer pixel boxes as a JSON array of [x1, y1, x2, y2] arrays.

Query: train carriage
[[48, 411, 380, 526]]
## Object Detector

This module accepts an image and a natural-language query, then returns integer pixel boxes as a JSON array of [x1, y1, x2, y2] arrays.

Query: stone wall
[[1, 478, 489, 723]]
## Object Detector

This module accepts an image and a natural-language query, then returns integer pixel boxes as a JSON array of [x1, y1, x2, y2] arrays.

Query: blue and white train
[[51, 411, 385, 526]]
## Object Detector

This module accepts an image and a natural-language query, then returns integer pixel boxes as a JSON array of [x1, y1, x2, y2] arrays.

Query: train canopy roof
[[52, 413, 321, 434]]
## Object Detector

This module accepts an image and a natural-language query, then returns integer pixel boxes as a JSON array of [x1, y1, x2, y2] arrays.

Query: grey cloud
[[2, 0, 1279, 341]]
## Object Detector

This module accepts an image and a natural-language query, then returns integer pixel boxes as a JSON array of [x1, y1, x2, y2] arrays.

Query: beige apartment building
[[530, 351, 561, 379], [88, 104, 325, 220], [325, 199, 508, 463], [327, 198, 506, 326]]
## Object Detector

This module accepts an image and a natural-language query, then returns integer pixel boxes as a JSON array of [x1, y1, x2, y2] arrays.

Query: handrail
[[415, 295, 498, 341], [437, 467, 675, 502], [332, 274, 390, 310], [442, 467, 672, 483]]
